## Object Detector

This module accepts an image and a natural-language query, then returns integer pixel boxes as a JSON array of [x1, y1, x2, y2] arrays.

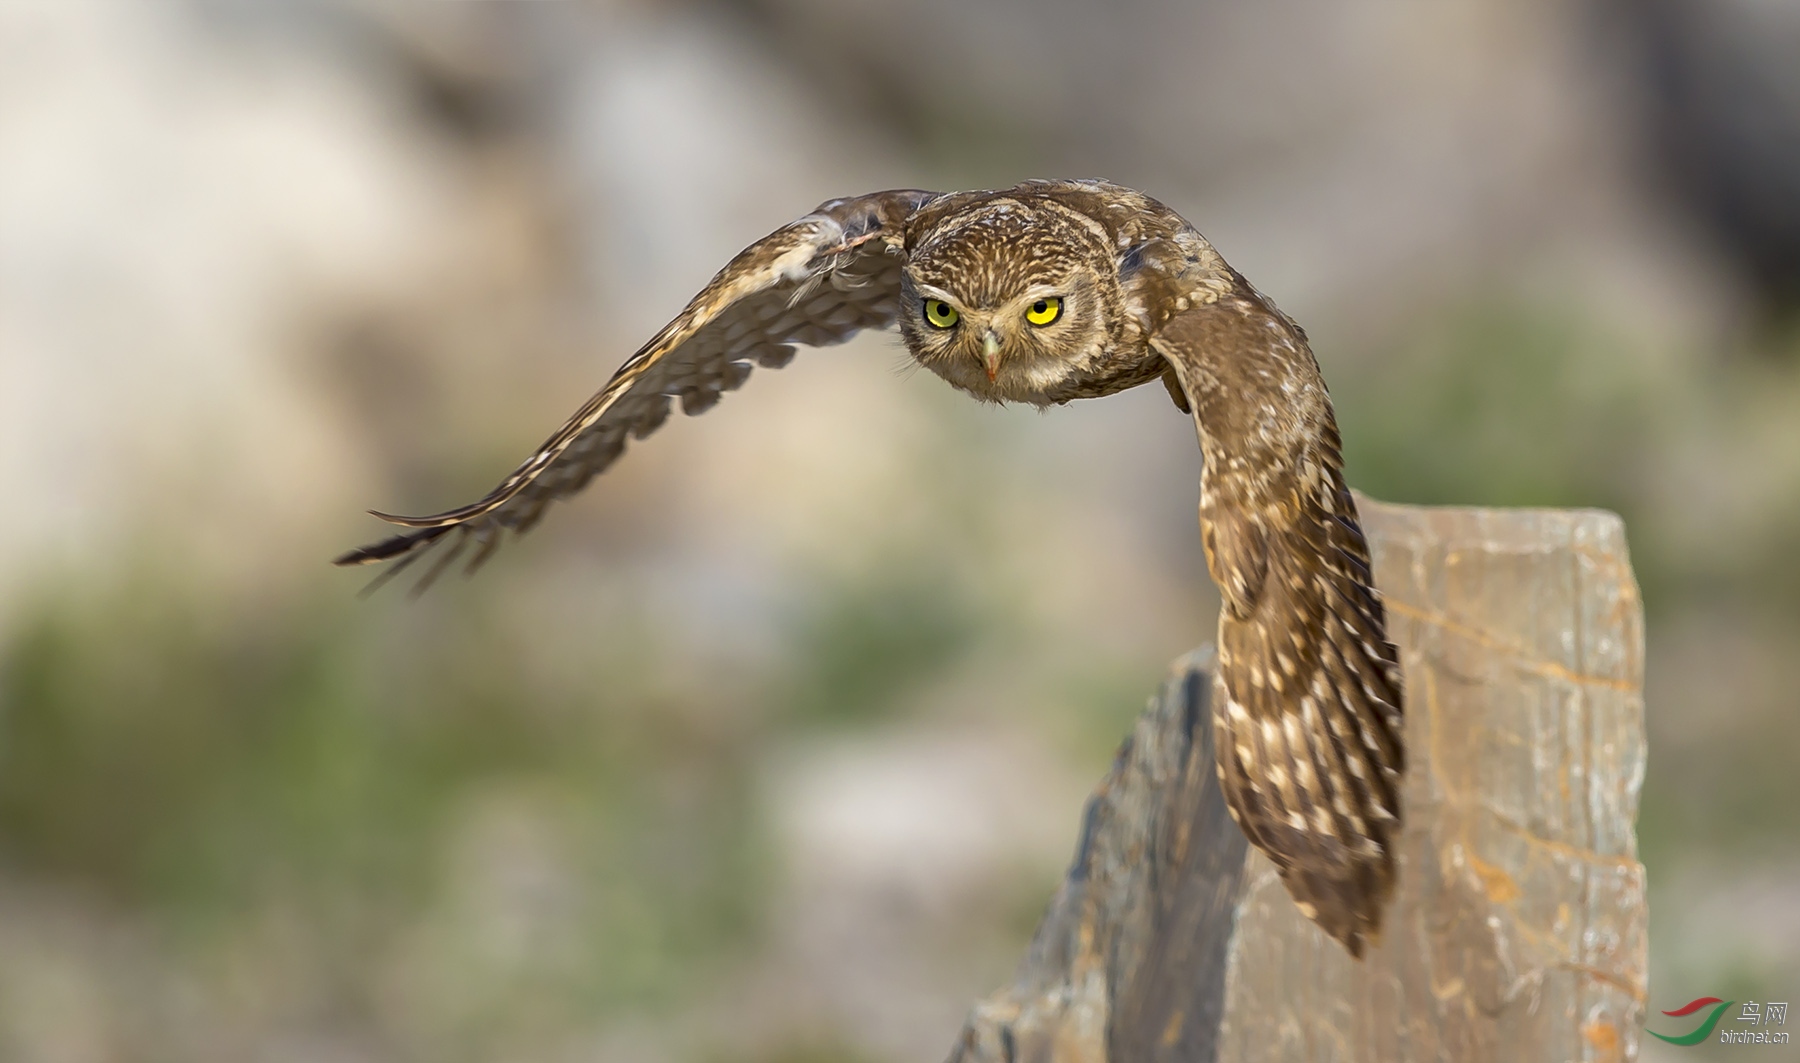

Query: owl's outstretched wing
[[334, 189, 940, 586], [1152, 286, 1405, 959]]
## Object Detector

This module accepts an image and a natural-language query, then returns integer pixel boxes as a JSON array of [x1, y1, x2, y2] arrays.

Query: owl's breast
[[1040, 333, 1166, 403]]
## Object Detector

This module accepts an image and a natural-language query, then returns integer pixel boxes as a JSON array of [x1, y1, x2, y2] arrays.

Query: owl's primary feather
[[335, 180, 1405, 955]]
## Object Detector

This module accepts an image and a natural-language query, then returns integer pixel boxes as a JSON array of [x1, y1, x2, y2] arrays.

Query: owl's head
[[898, 197, 1121, 404]]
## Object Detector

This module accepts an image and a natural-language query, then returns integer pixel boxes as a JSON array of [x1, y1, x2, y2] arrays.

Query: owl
[[336, 180, 1406, 957]]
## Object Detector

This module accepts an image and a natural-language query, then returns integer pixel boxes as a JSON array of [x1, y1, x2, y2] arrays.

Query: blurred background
[[2, 1, 1798, 1060]]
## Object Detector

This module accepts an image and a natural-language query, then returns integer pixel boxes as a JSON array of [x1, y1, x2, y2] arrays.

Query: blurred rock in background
[[1616, 0, 1800, 314], [0, 2, 1795, 1061]]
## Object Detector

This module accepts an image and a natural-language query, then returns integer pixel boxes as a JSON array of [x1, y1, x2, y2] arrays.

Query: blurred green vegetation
[[1337, 299, 1800, 607], [1637, 705, 1800, 868], [778, 558, 986, 728], [1336, 303, 1649, 514], [0, 573, 766, 1023], [1332, 300, 1681, 617], [0, 533, 1033, 1057]]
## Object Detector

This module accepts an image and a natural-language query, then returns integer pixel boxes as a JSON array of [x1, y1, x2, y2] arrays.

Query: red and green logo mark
[[1649, 997, 1734, 1046]]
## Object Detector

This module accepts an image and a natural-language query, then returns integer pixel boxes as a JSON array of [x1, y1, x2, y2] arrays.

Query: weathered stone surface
[[945, 649, 1245, 1063], [947, 500, 1648, 1063]]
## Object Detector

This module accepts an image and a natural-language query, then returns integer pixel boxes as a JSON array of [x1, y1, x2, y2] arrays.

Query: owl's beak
[[982, 330, 1002, 382]]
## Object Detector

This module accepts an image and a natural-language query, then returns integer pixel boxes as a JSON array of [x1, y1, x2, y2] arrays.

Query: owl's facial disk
[[899, 273, 1097, 403], [897, 198, 1118, 403], [916, 284, 1069, 382]]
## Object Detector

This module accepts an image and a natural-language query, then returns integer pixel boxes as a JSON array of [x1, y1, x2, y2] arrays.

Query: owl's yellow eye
[[923, 299, 960, 329], [1025, 296, 1064, 326]]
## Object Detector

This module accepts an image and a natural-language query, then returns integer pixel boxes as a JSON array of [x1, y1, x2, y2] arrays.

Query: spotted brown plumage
[[335, 179, 1406, 954], [1154, 292, 1404, 957]]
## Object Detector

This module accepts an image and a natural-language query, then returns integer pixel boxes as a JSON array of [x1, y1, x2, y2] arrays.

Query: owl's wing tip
[[1335, 915, 1384, 960], [332, 524, 452, 568], [329, 508, 471, 565], [332, 537, 409, 567], [368, 508, 445, 528], [1284, 866, 1392, 960]]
